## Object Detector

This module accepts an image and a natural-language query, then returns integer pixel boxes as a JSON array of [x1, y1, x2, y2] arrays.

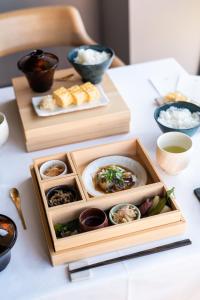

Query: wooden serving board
[[12, 68, 130, 152], [30, 139, 186, 265]]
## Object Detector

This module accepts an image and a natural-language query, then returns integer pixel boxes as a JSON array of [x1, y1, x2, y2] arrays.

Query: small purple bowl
[[79, 208, 108, 232]]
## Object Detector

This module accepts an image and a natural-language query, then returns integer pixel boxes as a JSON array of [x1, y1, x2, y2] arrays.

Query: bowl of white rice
[[67, 45, 114, 84], [154, 101, 200, 136]]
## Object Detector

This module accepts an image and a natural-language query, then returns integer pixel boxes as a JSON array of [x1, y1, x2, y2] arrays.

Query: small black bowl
[[67, 44, 114, 84], [46, 185, 78, 207], [0, 214, 17, 272]]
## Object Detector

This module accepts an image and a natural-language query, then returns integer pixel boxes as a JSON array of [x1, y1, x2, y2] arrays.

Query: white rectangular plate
[[32, 85, 109, 117]]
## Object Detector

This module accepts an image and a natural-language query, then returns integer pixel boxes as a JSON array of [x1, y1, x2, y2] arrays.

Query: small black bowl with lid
[[0, 214, 17, 271], [17, 49, 59, 93]]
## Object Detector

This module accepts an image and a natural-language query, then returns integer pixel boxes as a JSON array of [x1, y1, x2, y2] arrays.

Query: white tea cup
[[156, 132, 192, 175], [0, 113, 9, 147]]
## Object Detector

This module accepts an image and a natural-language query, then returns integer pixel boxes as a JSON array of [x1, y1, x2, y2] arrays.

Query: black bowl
[[46, 185, 78, 207], [67, 45, 114, 84], [0, 214, 17, 271]]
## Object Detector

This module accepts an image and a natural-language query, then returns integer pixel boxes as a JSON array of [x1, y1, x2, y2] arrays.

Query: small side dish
[[94, 165, 137, 193], [39, 82, 100, 110], [46, 185, 78, 207], [109, 204, 141, 225], [54, 219, 79, 238], [79, 208, 108, 232], [163, 91, 188, 103], [32, 82, 109, 117], [138, 188, 174, 217], [40, 160, 67, 179]]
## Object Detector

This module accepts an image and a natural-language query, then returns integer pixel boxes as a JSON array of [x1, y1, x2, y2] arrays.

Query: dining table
[[1, 58, 200, 300]]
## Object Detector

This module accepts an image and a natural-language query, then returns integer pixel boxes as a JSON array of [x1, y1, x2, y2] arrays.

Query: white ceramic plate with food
[[32, 85, 109, 117], [82, 155, 148, 197]]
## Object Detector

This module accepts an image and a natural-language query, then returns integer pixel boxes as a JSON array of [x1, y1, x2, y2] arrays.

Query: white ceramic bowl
[[109, 203, 141, 225], [40, 160, 67, 179], [82, 155, 147, 196], [0, 113, 9, 147]]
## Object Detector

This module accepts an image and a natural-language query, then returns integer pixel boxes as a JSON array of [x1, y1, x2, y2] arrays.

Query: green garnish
[[54, 219, 79, 238], [100, 166, 124, 184]]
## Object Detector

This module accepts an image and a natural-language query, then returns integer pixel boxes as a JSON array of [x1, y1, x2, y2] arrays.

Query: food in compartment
[[138, 188, 174, 217], [54, 219, 79, 238], [109, 204, 140, 224], [39, 160, 67, 179], [44, 165, 65, 177], [158, 106, 200, 129], [94, 165, 137, 193], [38, 95, 56, 111], [46, 185, 78, 207], [53, 188, 175, 239], [163, 92, 188, 103], [74, 48, 110, 65]]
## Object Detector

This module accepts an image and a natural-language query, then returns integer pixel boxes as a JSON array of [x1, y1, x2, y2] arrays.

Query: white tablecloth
[[1, 58, 200, 300]]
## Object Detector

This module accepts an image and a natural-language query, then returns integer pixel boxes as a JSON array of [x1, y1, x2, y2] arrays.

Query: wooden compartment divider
[[30, 138, 186, 265]]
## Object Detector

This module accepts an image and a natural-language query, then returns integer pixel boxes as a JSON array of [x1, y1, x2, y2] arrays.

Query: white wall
[[129, 0, 200, 74]]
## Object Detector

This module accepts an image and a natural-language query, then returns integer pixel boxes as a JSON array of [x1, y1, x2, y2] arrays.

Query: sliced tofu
[[53, 87, 73, 108], [68, 85, 88, 105], [80, 82, 100, 101]]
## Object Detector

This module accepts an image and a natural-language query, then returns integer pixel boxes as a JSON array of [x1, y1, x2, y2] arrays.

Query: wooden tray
[[12, 68, 130, 152], [30, 139, 186, 265]]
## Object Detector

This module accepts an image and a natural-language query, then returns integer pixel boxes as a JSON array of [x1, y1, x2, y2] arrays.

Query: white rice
[[75, 49, 110, 65], [158, 106, 200, 129]]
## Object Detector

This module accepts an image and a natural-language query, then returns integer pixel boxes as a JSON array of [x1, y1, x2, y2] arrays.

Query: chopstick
[[69, 239, 192, 274]]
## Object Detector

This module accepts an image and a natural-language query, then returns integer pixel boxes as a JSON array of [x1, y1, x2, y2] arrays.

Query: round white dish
[[82, 155, 147, 197], [40, 160, 67, 179]]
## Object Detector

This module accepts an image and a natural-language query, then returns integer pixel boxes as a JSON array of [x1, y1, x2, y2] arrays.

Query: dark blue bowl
[[67, 45, 114, 84], [154, 101, 200, 136]]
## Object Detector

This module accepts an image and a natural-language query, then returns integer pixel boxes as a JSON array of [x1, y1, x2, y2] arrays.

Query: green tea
[[163, 146, 187, 153]]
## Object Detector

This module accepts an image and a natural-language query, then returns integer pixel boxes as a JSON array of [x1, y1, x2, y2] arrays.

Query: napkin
[[177, 74, 200, 105]]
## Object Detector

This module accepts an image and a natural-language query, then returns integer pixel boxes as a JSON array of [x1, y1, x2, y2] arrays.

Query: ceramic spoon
[[9, 188, 27, 230]]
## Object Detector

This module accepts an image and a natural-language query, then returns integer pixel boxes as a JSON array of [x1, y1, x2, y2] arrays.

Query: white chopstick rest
[[68, 260, 92, 282]]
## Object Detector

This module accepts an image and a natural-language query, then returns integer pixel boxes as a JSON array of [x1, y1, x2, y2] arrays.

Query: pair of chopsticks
[[69, 239, 191, 275]]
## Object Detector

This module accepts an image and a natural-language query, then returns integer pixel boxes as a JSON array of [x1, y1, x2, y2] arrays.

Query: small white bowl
[[109, 203, 141, 225], [40, 160, 67, 179]]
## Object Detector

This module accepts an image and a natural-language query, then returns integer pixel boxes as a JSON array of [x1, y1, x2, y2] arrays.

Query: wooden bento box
[[31, 139, 186, 266]]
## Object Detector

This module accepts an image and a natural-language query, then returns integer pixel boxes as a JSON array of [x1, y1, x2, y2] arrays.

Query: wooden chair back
[[0, 5, 124, 67]]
